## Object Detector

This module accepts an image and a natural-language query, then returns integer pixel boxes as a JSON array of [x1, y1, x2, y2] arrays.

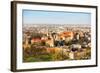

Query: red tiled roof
[[59, 32, 73, 37], [31, 38, 41, 42]]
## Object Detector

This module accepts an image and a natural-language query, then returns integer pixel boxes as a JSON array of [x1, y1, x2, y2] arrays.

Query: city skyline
[[23, 10, 91, 25]]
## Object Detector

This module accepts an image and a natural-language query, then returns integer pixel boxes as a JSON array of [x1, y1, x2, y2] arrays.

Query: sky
[[23, 10, 91, 25]]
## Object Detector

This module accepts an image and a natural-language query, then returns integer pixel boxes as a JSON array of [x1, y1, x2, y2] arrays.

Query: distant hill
[[23, 24, 91, 28]]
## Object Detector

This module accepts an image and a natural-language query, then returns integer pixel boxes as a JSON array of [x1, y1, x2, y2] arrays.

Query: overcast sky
[[23, 10, 91, 25]]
